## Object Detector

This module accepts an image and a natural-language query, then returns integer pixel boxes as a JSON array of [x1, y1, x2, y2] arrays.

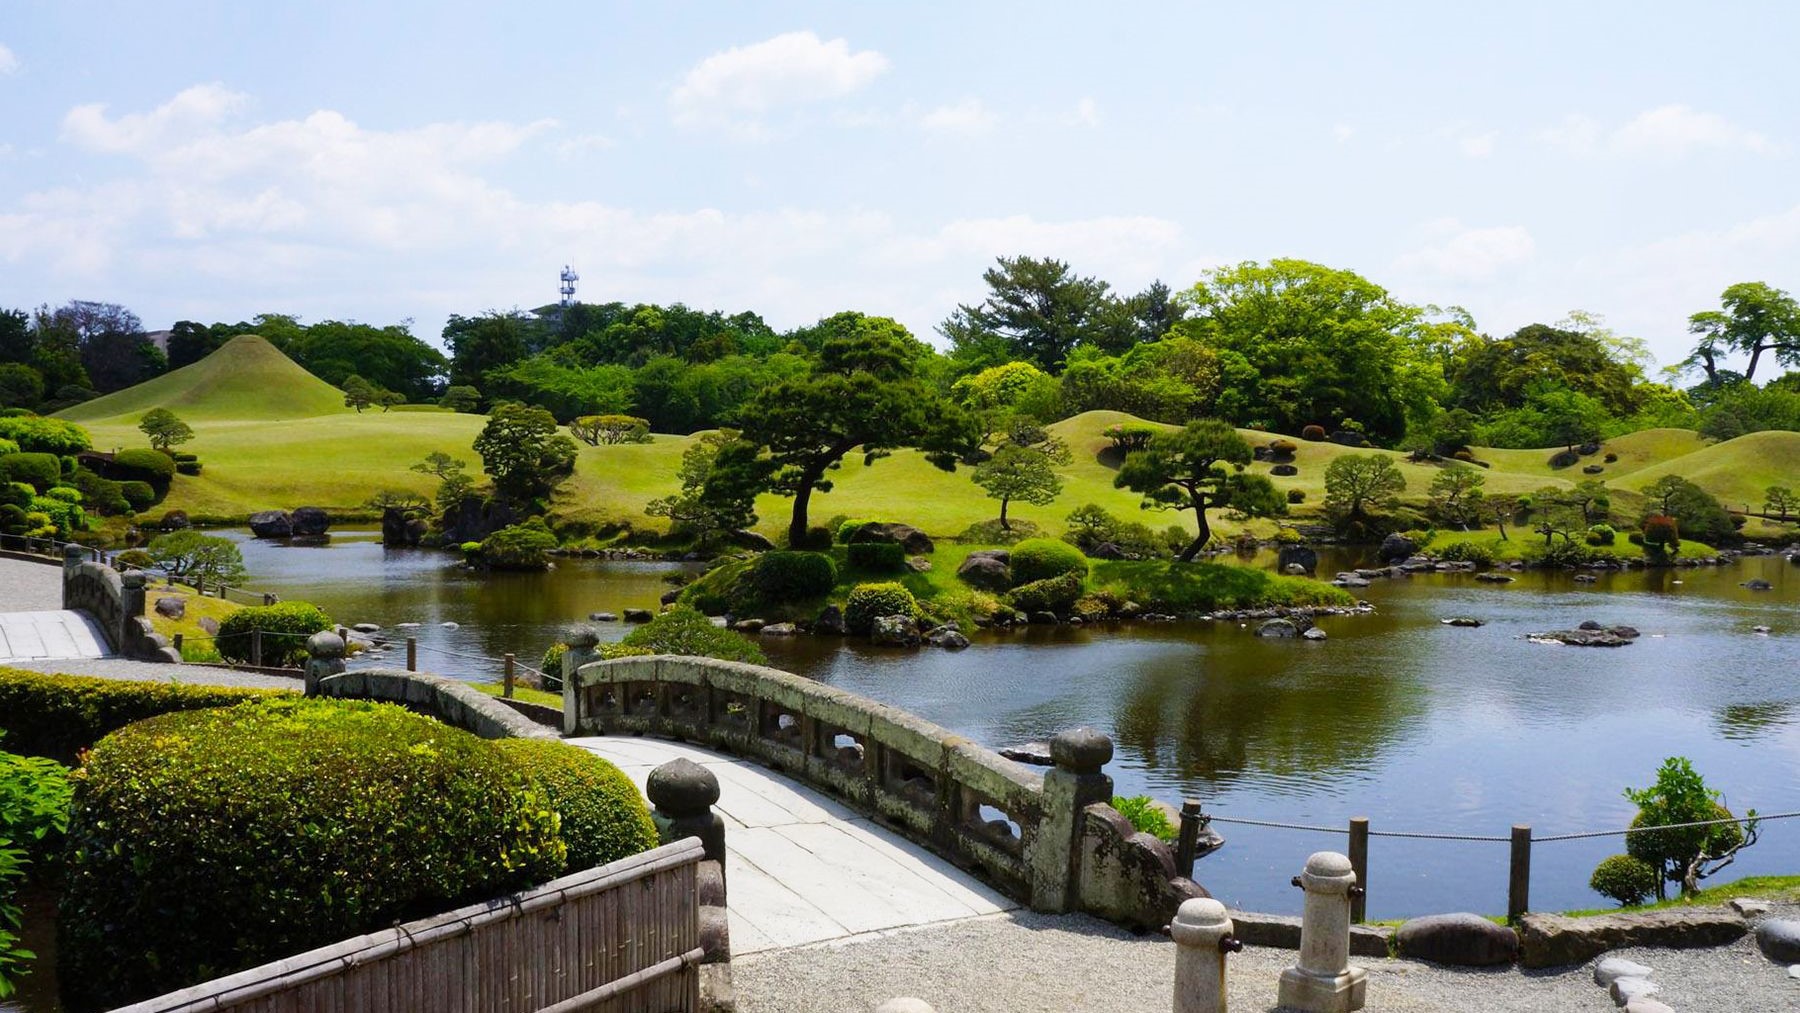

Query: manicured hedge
[[0, 668, 286, 763], [621, 606, 766, 665], [119, 480, 158, 511], [479, 519, 557, 571], [845, 541, 905, 572], [0, 415, 91, 456], [216, 602, 334, 667], [58, 698, 565, 1010], [1005, 571, 1084, 614], [0, 452, 60, 491], [107, 449, 176, 493], [1009, 538, 1089, 585], [749, 550, 837, 603], [843, 582, 920, 635], [495, 739, 657, 871]]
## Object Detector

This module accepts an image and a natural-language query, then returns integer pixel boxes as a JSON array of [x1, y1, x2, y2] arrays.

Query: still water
[[216, 530, 1800, 919]]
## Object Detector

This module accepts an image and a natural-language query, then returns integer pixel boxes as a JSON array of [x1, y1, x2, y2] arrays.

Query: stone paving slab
[[0, 609, 111, 662], [567, 734, 1020, 955]]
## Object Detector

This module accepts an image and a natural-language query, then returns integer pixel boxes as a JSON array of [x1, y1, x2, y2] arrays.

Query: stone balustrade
[[566, 653, 1206, 927], [62, 544, 180, 662]]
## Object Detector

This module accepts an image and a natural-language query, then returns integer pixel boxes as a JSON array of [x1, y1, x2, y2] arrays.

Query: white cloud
[[1459, 130, 1497, 158], [63, 83, 249, 153], [669, 31, 889, 135], [918, 98, 995, 135], [1070, 97, 1101, 128], [1541, 105, 1775, 158], [0, 43, 18, 75], [1393, 220, 1535, 282], [1331, 123, 1354, 143]]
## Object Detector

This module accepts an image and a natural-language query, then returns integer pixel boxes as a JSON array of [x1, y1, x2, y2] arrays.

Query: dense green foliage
[[478, 518, 559, 570], [0, 741, 70, 998], [108, 448, 176, 493], [146, 531, 247, 586], [845, 541, 906, 571], [620, 605, 768, 664], [1113, 419, 1259, 560], [749, 550, 838, 602], [1008, 538, 1089, 585], [0, 416, 92, 455], [0, 668, 285, 762], [1640, 475, 1737, 546], [1589, 854, 1660, 906], [843, 582, 922, 635], [1617, 757, 1754, 899], [1111, 796, 1177, 842], [0, 453, 60, 491], [493, 739, 657, 871], [215, 602, 335, 667], [1005, 571, 1084, 613], [59, 698, 564, 1010]]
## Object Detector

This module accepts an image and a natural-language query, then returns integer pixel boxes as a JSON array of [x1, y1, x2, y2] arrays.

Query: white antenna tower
[[559, 265, 580, 308]]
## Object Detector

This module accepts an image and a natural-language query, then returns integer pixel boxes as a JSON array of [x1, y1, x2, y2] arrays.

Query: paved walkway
[[0, 609, 112, 662], [567, 735, 1019, 955]]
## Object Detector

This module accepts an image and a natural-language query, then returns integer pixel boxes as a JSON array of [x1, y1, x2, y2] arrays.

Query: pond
[[202, 530, 1800, 921]]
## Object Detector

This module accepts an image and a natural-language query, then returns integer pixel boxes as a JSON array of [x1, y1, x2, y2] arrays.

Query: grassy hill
[[62, 335, 349, 424], [50, 340, 1800, 540]]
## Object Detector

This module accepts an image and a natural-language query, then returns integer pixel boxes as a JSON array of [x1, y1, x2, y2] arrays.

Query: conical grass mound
[[60, 335, 350, 423]]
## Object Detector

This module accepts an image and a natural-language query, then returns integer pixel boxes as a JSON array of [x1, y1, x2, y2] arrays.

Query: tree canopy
[[1112, 419, 1259, 561]]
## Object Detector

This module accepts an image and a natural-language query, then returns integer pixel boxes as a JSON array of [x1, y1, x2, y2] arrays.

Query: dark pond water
[[206, 530, 1800, 919], [10, 533, 1793, 1010]]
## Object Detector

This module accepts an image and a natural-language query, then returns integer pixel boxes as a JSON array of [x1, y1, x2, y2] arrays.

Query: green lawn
[[1560, 874, 1800, 918], [1420, 527, 1718, 562]]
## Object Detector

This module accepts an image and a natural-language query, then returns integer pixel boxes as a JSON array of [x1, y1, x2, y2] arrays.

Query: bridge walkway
[[567, 735, 1019, 955], [0, 557, 114, 663]]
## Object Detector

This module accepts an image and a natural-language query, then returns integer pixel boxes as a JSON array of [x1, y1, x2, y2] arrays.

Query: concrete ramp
[[569, 736, 1019, 955], [0, 609, 113, 662]]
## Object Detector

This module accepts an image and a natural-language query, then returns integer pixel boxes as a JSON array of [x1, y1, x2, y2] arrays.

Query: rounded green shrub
[[479, 519, 558, 571], [836, 518, 874, 544], [1005, 571, 1084, 614], [58, 698, 564, 1010], [541, 641, 569, 679], [1009, 538, 1089, 586], [0, 437, 16, 455], [0, 503, 28, 534], [1301, 425, 1327, 442], [216, 601, 334, 667], [113, 548, 155, 570], [0, 482, 33, 509], [1586, 524, 1617, 546], [0, 452, 61, 491], [119, 480, 157, 511], [0, 415, 91, 455], [621, 605, 767, 665], [1286, 487, 1306, 504], [175, 460, 203, 476], [1435, 540, 1496, 566], [495, 739, 657, 872], [1589, 853, 1659, 906], [749, 551, 837, 603], [107, 448, 177, 493], [845, 541, 905, 572], [844, 582, 921, 635], [45, 486, 81, 504], [1268, 439, 1298, 457]]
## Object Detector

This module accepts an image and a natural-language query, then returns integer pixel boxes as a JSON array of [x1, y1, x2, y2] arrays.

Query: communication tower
[[559, 265, 580, 308]]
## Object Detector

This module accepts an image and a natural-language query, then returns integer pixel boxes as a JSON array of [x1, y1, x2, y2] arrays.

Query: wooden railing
[[109, 837, 710, 1013]]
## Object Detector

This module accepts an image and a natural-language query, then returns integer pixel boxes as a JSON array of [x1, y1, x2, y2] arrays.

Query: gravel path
[[0, 556, 64, 612], [3, 657, 300, 689], [732, 905, 1800, 1012]]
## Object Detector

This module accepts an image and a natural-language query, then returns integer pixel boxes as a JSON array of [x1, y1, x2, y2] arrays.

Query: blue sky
[[2, 2, 1796, 368]]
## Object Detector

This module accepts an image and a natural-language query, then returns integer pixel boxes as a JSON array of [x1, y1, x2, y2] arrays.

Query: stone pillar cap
[[1170, 897, 1233, 946], [564, 625, 601, 648], [1301, 850, 1357, 893], [647, 757, 720, 815], [1049, 726, 1113, 773], [62, 543, 85, 560], [306, 631, 347, 659], [121, 571, 147, 588]]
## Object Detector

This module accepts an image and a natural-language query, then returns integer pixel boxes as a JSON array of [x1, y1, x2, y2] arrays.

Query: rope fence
[[1179, 804, 1796, 923]]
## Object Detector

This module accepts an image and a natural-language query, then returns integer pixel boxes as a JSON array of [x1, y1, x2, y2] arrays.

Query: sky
[[1, 1, 1797, 370]]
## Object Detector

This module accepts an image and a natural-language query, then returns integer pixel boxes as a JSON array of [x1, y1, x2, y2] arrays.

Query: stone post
[[647, 757, 726, 887], [1028, 726, 1114, 913], [303, 631, 347, 696], [1277, 852, 1366, 1013], [61, 543, 84, 609], [1171, 897, 1241, 1013], [559, 624, 601, 734]]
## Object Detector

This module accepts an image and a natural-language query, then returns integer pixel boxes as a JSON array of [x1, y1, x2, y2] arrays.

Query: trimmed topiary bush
[[1589, 853, 1659, 906], [845, 541, 905, 572], [0, 482, 32, 509], [58, 698, 565, 1010], [541, 642, 569, 680], [119, 480, 157, 511], [480, 519, 558, 571], [1643, 514, 1680, 554], [749, 551, 837, 603], [175, 460, 203, 476], [844, 582, 921, 635], [494, 739, 657, 872], [1009, 538, 1089, 586], [216, 602, 334, 667], [1287, 488, 1306, 504], [1586, 524, 1617, 546], [107, 448, 177, 493], [621, 606, 767, 665], [1301, 425, 1327, 442], [0, 504, 28, 534], [0, 415, 91, 455], [0, 452, 61, 491], [1435, 540, 1496, 566], [1005, 571, 1084, 614], [1268, 439, 1298, 457]]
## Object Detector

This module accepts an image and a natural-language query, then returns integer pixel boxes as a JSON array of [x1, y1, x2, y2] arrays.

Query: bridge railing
[[567, 653, 1204, 930]]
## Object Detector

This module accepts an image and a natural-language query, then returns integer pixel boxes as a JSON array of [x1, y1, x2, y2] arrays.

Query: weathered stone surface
[[1379, 532, 1418, 563], [847, 521, 935, 555], [1517, 909, 1747, 967], [589, 611, 618, 622], [925, 625, 969, 649], [1610, 976, 1658, 1005], [1394, 912, 1518, 966], [660, 587, 682, 606], [814, 604, 845, 635], [999, 742, 1053, 765], [1756, 918, 1800, 963], [760, 622, 798, 636], [1227, 911, 1392, 958], [1333, 575, 1371, 588], [956, 553, 1012, 590], [1743, 578, 1774, 590], [732, 618, 765, 633], [1623, 998, 1674, 1013], [1301, 626, 1328, 641], [381, 505, 424, 547], [1528, 626, 1639, 647], [873, 999, 937, 1013], [1594, 957, 1654, 985], [153, 596, 185, 619], [1474, 572, 1514, 583], [1050, 727, 1113, 773], [1583, 464, 1605, 474], [248, 510, 293, 538], [871, 613, 921, 648], [1277, 545, 1319, 576], [1255, 618, 1299, 638], [646, 757, 720, 816], [1441, 616, 1484, 627], [305, 630, 347, 659], [290, 506, 330, 537], [198, 617, 220, 635], [622, 608, 653, 623], [1029, 610, 1059, 625], [1270, 463, 1298, 477], [1728, 897, 1771, 918]]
